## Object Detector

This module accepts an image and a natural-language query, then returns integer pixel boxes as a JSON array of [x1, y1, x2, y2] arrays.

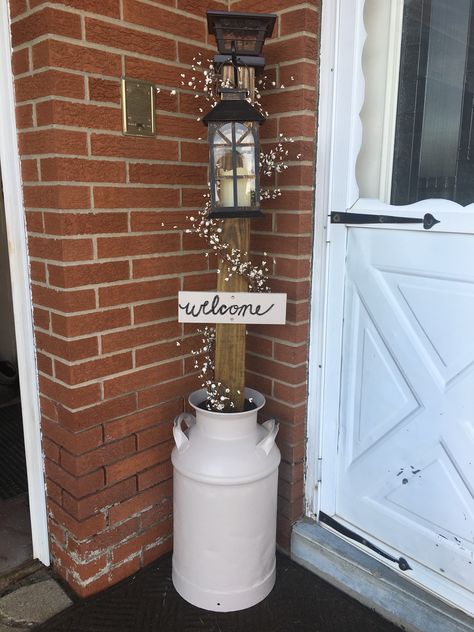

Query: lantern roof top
[[207, 11, 276, 57], [202, 89, 265, 126]]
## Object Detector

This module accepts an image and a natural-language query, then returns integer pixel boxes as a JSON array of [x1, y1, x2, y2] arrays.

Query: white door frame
[[306, 0, 367, 516], [0, 2, 49, 565]]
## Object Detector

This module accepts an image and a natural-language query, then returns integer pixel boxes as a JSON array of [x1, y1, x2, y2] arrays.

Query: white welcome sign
[[178, 291, 287, 325]]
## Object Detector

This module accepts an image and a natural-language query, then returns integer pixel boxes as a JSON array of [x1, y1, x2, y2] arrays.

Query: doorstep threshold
[[291, 518, 473, 632]]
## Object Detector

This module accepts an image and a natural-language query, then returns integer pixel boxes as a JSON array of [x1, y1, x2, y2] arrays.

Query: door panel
[[336, 226, 474, 608]]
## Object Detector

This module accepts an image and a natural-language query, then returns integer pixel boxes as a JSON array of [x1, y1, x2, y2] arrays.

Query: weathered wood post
[[214, 66, 256, 412]]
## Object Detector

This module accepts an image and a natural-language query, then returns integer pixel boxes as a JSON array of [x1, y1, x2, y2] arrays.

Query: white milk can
[[171, 387, 280, 612]]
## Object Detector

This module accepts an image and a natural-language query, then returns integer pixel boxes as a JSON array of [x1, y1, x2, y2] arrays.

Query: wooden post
[[213, 66, 255, 412]]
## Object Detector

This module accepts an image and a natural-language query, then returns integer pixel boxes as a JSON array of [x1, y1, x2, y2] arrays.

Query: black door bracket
[[319, 512, 412, 572], [330, 211, 440, 230]]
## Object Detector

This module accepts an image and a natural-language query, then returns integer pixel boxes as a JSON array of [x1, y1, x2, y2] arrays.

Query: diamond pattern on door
[[335, 227, 474, 610]]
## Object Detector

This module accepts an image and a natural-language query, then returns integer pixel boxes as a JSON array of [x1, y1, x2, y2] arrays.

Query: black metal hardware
[[330, 212, 440, 230], [319, 512, 412, 572]]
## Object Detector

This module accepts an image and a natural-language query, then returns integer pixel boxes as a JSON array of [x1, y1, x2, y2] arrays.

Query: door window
[[392, 0, 474, 205]]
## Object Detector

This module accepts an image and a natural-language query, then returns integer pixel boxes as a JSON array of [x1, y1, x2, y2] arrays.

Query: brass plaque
[[121, 77, 155, 137]]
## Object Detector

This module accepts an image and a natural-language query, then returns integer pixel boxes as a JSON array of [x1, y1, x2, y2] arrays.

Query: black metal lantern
[[203, 89, 265, 219], [207, 10, 276, 68]]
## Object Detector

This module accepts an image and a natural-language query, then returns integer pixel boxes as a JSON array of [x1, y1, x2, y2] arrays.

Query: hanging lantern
[[203, 89, 265, 218]]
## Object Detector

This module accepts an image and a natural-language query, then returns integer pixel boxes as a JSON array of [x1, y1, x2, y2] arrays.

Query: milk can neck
[[195, 411, 257, 440]]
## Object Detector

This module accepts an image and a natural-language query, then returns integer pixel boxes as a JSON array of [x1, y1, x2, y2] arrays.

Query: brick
[[105, 399, 179, 441], [143, 536, 173, 566], [274, 381, 307, 405], [73, 556, 141, 597], [133, 253, 207, 280], [16, 104, 33, 129], [182, 271, 215, 291], [280, 61, 318, 88], [30, 260, 46, 282], [85, 17, 176, 60], [48, 261, 130, 289], [124, 57, 180, 89], [102, 320, 179, 354], [34, 307, 50, 330], [93, 187, 179, 209], [88, 78, 120, 104], [108, 478, 172, 525], [55, 351, 133, 386], [51, 308, 130, 339], [46, 459, 105, 498], [274, 342, 308, 365], [140, 494, 172, 528], [31, 283, 86, 319], [39, 374, 101, 408], [123, 0, 205, 41], [42, 436, 60, 463], [156, 114, 203, 139], [11, 7, 82, 47], [12, 48, 29, 75], [9, 0, 28, 18], [112, 517, 172, 564], [135, 339, 182, 368], [37, 101, 121, 132], [15, 70, 84, 102], [98, 233, 181, 259], [99, 277, 179, 308], [21, 159, 38, 182], [91, 133, 179, 161], [177, 41, 214, 66], [58, 394, 137, 432], [36, 331, 98, 362], [19, 129, 87, 157], [106, 440, 172, 485], [129, 163, 206, 186], [137, 374, 195, 409], [177, 0, 226, 16], [68, 516, 140, 559], [29, 0, 121, 18], [29, 236, 93, 261], [37, 351, 53, 375], [33, 40, 121, 76], [61, 436, 136, 477], [24, 185, 90, 210], [281, 7, 319, 36], [265, 36, 318, 67], [48, 498, 107, 540], [130, 211, 188, 232], [63, 477, 136, 520], [180, 141, 208, 163], [104, 359, 182, 398], [133, 299, 176, 324], [138, 459, 173, 494], [42, 418, 102, 455], [44, 211, 128, 236], [41, 158, 125, 183], [275, 257, 311, 279]]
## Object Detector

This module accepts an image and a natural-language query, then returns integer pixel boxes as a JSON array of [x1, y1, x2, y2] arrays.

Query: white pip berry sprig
[[174, 56, 301, 410]]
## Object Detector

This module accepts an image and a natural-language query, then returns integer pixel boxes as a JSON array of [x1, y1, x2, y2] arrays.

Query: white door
[[317, 0, 474, 616]]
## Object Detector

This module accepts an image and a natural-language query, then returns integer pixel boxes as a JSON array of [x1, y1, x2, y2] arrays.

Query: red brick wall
[[8, 0, 319, 596]]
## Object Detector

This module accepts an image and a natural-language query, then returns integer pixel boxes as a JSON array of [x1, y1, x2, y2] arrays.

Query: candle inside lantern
[[218, 167, 253, 207]]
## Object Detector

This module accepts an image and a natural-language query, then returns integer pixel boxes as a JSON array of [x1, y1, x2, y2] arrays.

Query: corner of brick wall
[[231, 0, 320, 549], [9, 0, 319, 596]]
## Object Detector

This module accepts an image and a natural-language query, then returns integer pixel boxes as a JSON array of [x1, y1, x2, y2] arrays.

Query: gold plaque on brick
[[121, 77, 155, 137]]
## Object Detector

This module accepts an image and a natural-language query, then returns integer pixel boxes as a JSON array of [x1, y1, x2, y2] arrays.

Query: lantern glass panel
[[210, 120, 259, 212]]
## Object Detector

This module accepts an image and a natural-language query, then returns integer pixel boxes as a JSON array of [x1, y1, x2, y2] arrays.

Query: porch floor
[[35, 552, 402, 631]]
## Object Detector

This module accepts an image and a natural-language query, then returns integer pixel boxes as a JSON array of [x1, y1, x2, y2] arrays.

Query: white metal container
[[172, 387, 280, 612]]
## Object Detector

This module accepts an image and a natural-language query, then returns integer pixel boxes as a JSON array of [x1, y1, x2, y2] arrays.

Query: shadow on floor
[[35, 552, 402, 631]]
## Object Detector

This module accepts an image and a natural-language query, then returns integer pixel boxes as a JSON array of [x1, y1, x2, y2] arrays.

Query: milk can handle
[[257, 418, 279, 455], [173, 412, 196, 452]]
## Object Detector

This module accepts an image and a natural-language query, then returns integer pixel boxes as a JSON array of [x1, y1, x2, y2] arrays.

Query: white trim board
[[0, 3, 49, 565]]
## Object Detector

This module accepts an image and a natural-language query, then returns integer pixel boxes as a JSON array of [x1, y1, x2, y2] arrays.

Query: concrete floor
[[0, 495, 32, 576]]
